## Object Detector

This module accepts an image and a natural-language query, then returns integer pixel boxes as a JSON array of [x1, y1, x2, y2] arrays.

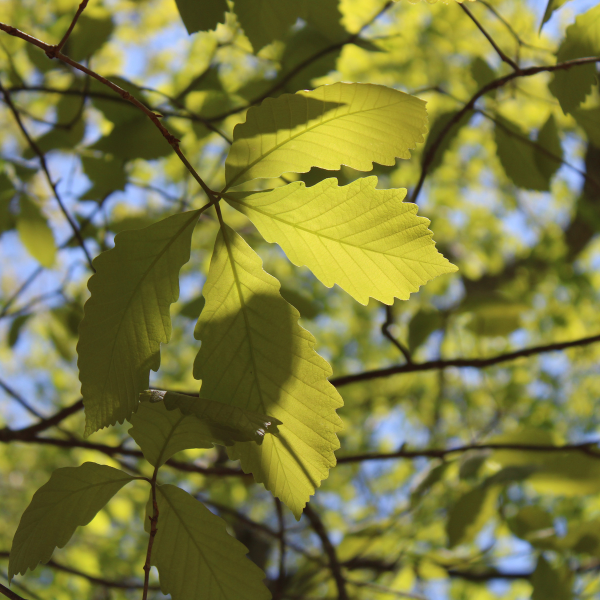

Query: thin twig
[[274, 498, 286, 600], [0, 378, 44, 420], [303, 505, 348, 600], [54, 0, 89, 54], [337, 440, 600, 464], [0, 80, 95, 270], [331, 331, 600, 387], [410, 55, 600, 204], [0, 584, 28, 600], [459, 4, 519, 70], [142, 466, 159, 600], [381, 305, 412, 364]]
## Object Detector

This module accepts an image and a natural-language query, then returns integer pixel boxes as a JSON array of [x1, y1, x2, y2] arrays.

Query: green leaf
[[549, 5, 600, 115], [178, 295, 206, 319], [279, 287, 320, 319], [88, 76, 142, 125], [128, 399, 215, 467], [225, 82, 428, 188], [573, 106, 600, 146], [507, 506, 556, 546], [64, 12, 114, 61], [446, 485, 499, 548], [235, 0, 301, 51], [8, 463, 133, 581], [531, 556, 572, 600], [77, 210, 199, 436], [194, 224, 343, 518], [226, 177, 456, 305], [174, 0, 228, 34], [23, 120, 85, 159], [138, 389, 282, 446], [16, 196, 57, 268], [8, 314, 31, 348], [0, 172, 16, 234], [410, 461, 451, 508], [421, 110, 473, 174], [81, 155, 127, 202], [303, 0, 348, 42], [151, 484, 270, 600], [494, 115, 550, 191], [534, 114, 563, 181], [470, 57, 497, 97], [90, 116, 175, 161], [408, 308, 443, 353], [540, 0, 573, 31]]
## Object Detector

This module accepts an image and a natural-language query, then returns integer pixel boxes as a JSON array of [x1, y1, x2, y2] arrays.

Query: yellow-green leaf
[[9, 463, 133, 581], [16, 196, 57, 268], [194, 224, 343, 518], [151, 484, 270, 600], [549, 5, 600, 115], [225, 82, 428, 188], [77, 210, 199, 436], [226, 177, 456, 305]]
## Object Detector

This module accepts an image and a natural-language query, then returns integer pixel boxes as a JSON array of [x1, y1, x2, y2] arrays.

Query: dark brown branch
[[274, 498, 286, 600], [0, 553, 156, 591], [303, 505, 348, 600], [337, 440, 600, 464], [410, 55, 600, 204], [142, 467, 159, 600], [0, 21, 219, 206], [459, 4, 519, 70], [330, 332, 600, 387], [381, 305, 412, 364], [54, 0, 89, 55], [1, 399, 83, 439], [0, 80, 95, 270], [0, 377, 44, 420], [0, 584, 28, 600]]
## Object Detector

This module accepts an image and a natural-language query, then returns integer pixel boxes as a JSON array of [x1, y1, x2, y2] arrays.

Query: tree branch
[[459, 4, 519, 70], [381, 305, 412, 364], [53, 0, 89, 55], [0, 80, 95, 271], [331, 332, 600, 387], [337, 440, 600, 464], [303, 505, 348, 600], [273, 498, 286, 600], [0, 584, 28, 600], [410, 55, 600, 204], [142, 466, 159, 600]]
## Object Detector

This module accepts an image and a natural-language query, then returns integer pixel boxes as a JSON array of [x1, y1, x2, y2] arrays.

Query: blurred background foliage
[[1, 0, 600, 598]]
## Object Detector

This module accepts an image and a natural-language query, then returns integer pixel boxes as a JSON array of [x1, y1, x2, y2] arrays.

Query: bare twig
[[0, 584, 28, 600], [337, 440, 600, 464], [303, 505, 348, 600], [274, 498, 286, 600], [410, 55, 600, 204], [54, 0, 90, 54], [381, 305, 412, 364], [142, 467, 159, 600], [0, 80, 95, 270], [331, 332, 600, 387], [459, 4, 519, 70], [0, 377, 44, 420]]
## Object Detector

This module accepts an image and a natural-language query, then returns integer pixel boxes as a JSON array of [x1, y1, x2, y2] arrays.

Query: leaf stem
[[142, 466, 159, 600]]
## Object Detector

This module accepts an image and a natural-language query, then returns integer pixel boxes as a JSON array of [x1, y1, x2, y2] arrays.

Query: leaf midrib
[[224, 93, 416, 189], [225, 193, 432, 261]]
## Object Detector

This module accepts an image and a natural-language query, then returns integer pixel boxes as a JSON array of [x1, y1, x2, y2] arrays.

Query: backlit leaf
[[81, 155, 127, 202], [549, 5, 600, 115], [8, 463, 133, 580], [194, 224, 343, 518], [235, 0, 301, 51], [128, 399, 215, 467], [64, 12, 114, 62], [225, 82, 428, 188], [151, 484, 270, 600], [541, 0, 573, 31], [494, 115, 550, 191], [77, 210, 199, 436], [534, 114, 563, 181], [573, 106, 600, 146], [447, 486, 499, 548], [531, 555, 572, 600], [140, 389, 282, 446], [174, 0, 228, 34], [16, 196, 56, 268], [225, 177, 456, 305]]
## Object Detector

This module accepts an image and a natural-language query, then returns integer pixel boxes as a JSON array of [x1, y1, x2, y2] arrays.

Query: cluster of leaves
[[1, 0, 600, 599]]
